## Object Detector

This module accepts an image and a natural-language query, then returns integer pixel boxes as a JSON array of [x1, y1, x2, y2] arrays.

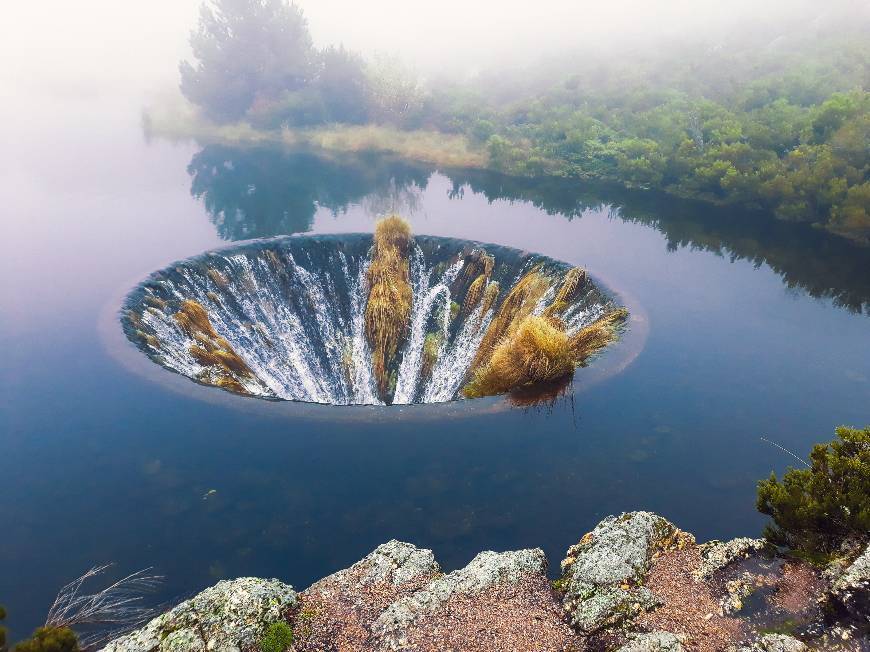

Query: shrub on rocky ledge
[[12, 627, 78, 652], [756, 425, 870, 554]]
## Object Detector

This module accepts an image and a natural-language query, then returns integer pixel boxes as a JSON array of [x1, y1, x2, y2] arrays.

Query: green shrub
[[259, 621, 293, 652], [12, 627, 78, 652], [756, 425, 870, 553], [1, 605, 7, 652]]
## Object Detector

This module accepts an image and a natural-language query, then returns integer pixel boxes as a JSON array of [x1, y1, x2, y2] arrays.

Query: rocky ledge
[[102, 512, 869, 652]]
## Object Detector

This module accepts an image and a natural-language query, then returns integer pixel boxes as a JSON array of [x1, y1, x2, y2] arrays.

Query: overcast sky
[[1, 0, 866, 98]]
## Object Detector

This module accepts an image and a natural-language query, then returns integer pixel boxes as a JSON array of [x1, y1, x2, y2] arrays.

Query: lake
[[1, 94, 869, 640]]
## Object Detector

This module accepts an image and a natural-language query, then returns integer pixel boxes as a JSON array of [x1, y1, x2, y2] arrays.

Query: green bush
[[259, 621, 293, 652], [757, 425, 870, 553], [1, 605, 7, 652], [12, 627, 78, 652]]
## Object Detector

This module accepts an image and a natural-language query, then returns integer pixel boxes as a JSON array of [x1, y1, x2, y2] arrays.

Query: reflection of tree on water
[[187, 145, 430, 240], [189, 146, 870, 315], [448, 169, 870, 315]]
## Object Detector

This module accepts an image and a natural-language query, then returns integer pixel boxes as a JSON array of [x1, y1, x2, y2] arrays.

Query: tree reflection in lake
[[188, 145, 870, 315], [187, 145, 430, 240]]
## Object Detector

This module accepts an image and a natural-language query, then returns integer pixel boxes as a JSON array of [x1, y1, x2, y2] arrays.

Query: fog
[[2, 0, 866, 100]]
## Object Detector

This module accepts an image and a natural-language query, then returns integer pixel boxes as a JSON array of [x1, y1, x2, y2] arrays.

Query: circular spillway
[[121, 232, 626, 405]]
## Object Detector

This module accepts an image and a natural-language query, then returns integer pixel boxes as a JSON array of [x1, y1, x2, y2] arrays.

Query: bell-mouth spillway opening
[[121, 218, 628, 406]]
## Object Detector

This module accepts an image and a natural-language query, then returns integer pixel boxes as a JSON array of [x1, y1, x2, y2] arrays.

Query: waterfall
[[123, 234, 620, 405]]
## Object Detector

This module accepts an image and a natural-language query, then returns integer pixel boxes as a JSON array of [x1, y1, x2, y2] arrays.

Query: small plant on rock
[[259, 621, 293, 652], [756, 425, 870, 554], [12, 627, 79, 652]]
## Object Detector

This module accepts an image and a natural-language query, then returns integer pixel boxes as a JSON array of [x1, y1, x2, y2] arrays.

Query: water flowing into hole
[[122, 232, 625, 405]]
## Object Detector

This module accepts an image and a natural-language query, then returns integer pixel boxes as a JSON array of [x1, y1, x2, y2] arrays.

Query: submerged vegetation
[[757, 425, 870, 555], [166, 1, 870, 244]]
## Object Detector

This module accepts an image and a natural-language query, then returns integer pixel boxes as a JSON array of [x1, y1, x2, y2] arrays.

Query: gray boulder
[[617, 631, 687, 652], [372, 548, 547, 649], [559, 512, 692, 634], [737, 633, 808, 652], [828, 542, 870, 622], [308, 540, 439, 593], [694, 537, 768, 580], [101, 577, 297, 652]]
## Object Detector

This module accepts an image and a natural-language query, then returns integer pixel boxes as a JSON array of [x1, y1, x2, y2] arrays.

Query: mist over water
[[1, 0, 869, 644]]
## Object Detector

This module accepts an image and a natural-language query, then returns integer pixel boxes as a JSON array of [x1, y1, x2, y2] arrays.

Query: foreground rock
[[102, 577, 296, 652], [558, 511, 694, 634], [827, 542, 870, 624], [102, 514, 868, 652]]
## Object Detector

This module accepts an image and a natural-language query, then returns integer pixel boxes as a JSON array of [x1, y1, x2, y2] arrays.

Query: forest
[[175, 0, 869, 244]]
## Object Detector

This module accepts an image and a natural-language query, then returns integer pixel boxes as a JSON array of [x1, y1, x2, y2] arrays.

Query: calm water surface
[[2, 95, 869, 638]]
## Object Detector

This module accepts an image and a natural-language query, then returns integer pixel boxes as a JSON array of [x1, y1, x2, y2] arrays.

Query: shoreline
[[103, 511, 869, 652], [142, 101, 869, 249]]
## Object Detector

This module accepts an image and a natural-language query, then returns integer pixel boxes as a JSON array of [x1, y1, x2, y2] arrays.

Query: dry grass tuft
[[127, 310, 143, 330], [174, 300, 218, 339], [543, 267, 587, 319], [365, 215, 413, 398], [461, 274, 488, 318], [265, 249, 285, 273], [144, 295, 166, 311], [174, 299, 255, 394], [420, 331, 444, 381], [463, 307, 627, 399], [468, 270, 551, 374], [207, 267, 229, 289], [480, 281, 500, 318], [570, 308, 628, 361], [463, 316, 575, 398]]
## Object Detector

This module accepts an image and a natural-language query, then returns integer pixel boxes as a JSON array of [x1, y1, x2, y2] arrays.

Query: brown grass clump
[[569, 308, 627, 361], [468, 270, 550, 374], [144, 295, 167, 311], [480, 282, 500, 317], [461, 274, 488, 318], [264, 249, 285, 273], [207, 267, 229, 289], [544, 267, 587, 318], [365, 215, 413, 398], [174, 299, 255, 394], [463, 307, 627, 399], [556, 268, 586, 304], [464, 316, 576, 398], [451, 251, 494, 303], [174, 299, 219, 339], [420, 331, 443, 382], [127, 310, 143, 330]]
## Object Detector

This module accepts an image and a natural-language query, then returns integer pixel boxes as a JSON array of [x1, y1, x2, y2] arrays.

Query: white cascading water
[[125, 235, 618, 405]]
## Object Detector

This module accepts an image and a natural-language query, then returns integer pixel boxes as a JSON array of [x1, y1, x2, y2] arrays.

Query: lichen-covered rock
[[827, 542, 870, 622], [372, 548, 547, 648], [720, 572, 761, 616], [559, 512, 692, 634], [695, 538, 768, 580], [308, 540, 439, 593], [737, 633, 808, 652], [617, 631, 687, 652], [101, 577, 297, 652]]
